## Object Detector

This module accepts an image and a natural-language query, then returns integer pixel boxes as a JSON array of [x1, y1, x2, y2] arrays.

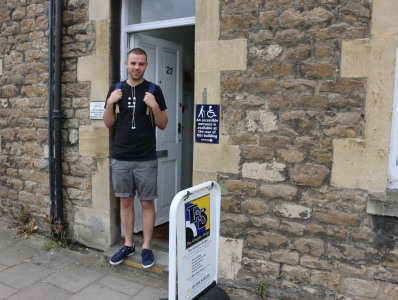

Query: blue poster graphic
[[185, 194, 211, 249]]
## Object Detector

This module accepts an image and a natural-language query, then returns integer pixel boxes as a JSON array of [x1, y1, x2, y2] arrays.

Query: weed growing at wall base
[[13, 205, 37, 239], [257, 279, 269, 299]]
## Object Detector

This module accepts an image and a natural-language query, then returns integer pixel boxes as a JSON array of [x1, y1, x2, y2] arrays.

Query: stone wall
[[217, 0, 398, 299], [1, 0, 397, 298], [0, 0, 93, 237]]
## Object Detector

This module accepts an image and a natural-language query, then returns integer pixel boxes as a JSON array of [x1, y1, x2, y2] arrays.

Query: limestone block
[[293, 238, 324, 256], [280, 220, 305, 235], [195, 39, 247, 73], [221, 197, 241, 213], [242, 161, 286, 182], [281, 264, 311, 283], [74, 206, 119, 249], [192, 171, 217, 186], [194, 136, 240, 174], [79, 125, 110, 158], [384, 283, 398, 300], [224, 179, 257, 196], [341, 39, 370, 78], [218, 236, 243, 280], [92, 158, 112, 211], [77, 54, 109, 82], [89, 0, 110, 21], [242, 257, 280, 278], [90, 79, 110, 101], [300, 255, 331, 270], [94, 19, 110, 55], [312, 209, 360, 226], [273, 203, 312, 219], [76, 19, 110, 101], [0, 99, 7, 108], [260, 184, 298, 201], [251, 216, 280, 229], [246, 110, 278, 132], [194, 72, 220, 105], [196, 0, 219, 41], [221, 213, 249, 228], [247, 230, 288, 247], [242, 198, 269, 215], [290, 163, 330, 187], [331, 139, 388, 192], [344, 277, 379, 298], [310, 270, 340, 290]]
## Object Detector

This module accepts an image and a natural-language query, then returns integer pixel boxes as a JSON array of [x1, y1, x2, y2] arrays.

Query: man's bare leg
[[140, 199, 155, 249], [120, 196, 135, 247]]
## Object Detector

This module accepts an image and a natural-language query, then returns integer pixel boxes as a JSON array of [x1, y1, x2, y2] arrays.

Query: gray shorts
[[110, 159, 158, 200]]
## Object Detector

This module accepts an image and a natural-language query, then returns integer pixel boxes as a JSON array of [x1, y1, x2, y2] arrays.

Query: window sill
[[367, 191, 398, 217]]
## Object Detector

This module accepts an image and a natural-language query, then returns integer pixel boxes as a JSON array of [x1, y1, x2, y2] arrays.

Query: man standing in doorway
[[103, 48, 168, 268]]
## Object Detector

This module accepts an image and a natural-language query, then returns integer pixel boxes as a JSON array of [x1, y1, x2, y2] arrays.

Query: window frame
[[388, 47, 398, 188]]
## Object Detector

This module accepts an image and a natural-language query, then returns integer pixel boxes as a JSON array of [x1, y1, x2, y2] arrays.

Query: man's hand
[[143, 92, 168, 130], [103, 89, 122, 128], [143, 92, 158, 110], [107, 89, 123, 106]]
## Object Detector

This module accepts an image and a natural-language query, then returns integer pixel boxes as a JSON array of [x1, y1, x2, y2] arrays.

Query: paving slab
[[45, 263, 105, 293], [6, 281, 73, 300], [0, 262, 54, 289], [0, 243, 39, 267], [68, 283, 131, 300], [96, 273, 144, 296], [0, 282, 17, 300], [130, 286, 168, 300]]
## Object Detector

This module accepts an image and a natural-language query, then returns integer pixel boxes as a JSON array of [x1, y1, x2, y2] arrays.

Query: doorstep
[[105, 236, 169, 275]]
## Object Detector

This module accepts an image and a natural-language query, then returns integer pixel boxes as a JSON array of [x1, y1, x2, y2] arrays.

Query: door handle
[[178, 123, 183, 134], [157, 150, 168, 158]]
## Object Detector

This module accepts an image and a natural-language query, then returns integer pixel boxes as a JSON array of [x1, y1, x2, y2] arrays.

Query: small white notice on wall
[[90, 102, 105, 120]]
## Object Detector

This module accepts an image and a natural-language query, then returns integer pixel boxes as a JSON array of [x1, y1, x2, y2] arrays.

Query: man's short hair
[[127, 48, 147, 61]]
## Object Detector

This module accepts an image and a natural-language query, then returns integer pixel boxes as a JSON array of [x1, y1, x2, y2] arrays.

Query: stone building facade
[[0, 0, 397, 299]]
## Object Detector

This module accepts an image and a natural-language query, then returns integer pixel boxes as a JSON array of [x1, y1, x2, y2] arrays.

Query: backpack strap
[[114, 81, 123, 117], [146, 82, 156, 127], [148, 82, 155, 94], [115, 81, 122, 89]]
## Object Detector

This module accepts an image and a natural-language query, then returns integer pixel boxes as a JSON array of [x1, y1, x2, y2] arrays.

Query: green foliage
[[42, 240, 60, 252], [14, 205, 37, 239], [95, 256, 111, 268], [257, 279, 269, 299]]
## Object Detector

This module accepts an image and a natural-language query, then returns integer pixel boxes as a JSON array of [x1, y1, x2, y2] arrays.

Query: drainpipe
[[48, 0, 55, 222], [48, 0, 66, 238]]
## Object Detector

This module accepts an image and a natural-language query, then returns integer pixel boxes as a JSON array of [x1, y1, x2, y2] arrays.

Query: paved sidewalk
[[0, 219, 168, 300]]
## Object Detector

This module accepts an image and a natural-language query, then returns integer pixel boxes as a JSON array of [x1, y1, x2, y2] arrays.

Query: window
[[388, 47, 398, 188], [128, 0, 195, 25]]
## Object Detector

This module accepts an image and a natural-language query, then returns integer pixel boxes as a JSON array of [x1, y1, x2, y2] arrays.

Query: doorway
[[129, 27, 194, 189], [122, 26, 194, 241], [116, 0, 195, 243], [131, 27, 194, 243]]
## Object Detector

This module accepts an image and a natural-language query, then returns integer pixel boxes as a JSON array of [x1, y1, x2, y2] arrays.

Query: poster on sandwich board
[[168, 181, 221, 300]]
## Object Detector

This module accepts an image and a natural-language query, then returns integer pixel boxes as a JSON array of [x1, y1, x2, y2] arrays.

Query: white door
[[129, 34, 183, 232]]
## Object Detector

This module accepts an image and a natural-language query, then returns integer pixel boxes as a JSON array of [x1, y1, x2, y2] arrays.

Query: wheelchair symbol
[[198, 105, 217, 119]]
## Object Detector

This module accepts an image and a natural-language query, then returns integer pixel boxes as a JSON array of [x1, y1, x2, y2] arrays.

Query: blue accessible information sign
[[195, 104, 220, 144]]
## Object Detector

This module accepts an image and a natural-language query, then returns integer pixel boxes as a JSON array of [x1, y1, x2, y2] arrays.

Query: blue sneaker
[[109, 245, 135, 265], [141, 248, 154, 268]]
